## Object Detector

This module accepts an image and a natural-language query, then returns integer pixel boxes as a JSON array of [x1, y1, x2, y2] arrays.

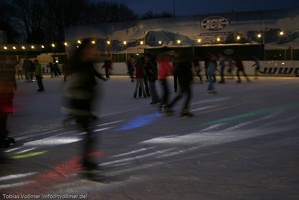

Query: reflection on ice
[[116, 114, 160, 131], [24, 136, 81, 146]]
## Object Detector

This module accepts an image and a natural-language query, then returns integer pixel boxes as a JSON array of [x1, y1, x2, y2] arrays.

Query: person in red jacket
[[235, 55, 251, 83], [157, 51, 174, 115]]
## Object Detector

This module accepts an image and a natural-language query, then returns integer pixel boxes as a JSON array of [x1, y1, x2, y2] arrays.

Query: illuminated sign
[[201, 16, 229, 31]]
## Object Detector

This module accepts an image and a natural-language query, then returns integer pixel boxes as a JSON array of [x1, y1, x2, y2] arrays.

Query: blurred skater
[[207, 54, 218, 94], [218, 54, 226, 84], [192, 56, 203, 83], [15, 62, 23, 80], [0, 56, 17, 148], [102, 57, 113, 79], [157, 50, 174, 115], [34, 59, 45, 92], [168, 51, 194, 117], [133, 57, 147, 98], [62, 39, 106, 171], [235, 55, 251, 83], [127, 55, 135, 82], [144, 53, 160, 105], [252, 56, 263, 79]]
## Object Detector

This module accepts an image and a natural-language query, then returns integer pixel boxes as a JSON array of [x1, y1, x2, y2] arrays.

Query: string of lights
[[0, 31, 285, 52]]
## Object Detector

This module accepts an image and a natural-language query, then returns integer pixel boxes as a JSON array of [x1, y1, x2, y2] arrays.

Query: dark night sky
[[94, 0, 299, 16]]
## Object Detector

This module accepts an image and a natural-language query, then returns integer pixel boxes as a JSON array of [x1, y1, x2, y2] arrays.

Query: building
[[63, 8, 299, 76], [65, 8, 299, 61], [2, 8, 298, 76]]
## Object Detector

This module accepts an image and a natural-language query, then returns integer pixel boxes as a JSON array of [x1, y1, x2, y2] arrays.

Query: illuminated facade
[[64, 8, 299, 61], [1, 8, 299, 65]]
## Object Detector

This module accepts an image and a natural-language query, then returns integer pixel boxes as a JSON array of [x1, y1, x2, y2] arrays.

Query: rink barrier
[[41, 61, 299, 77]]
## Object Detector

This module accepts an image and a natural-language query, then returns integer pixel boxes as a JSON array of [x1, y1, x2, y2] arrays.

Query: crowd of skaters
[[1, 45, 261, 173], [127, 50, 258, 117], [0, 55, 48, 148], [14, 59, 62, 82]]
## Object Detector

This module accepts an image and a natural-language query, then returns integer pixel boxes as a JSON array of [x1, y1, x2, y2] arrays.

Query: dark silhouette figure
[[62, 39, 106, 171], [235, 55, 251, 83], [102, 57, 113, 79], [0, 56, 17, 148], [168, 51, 194, 117]]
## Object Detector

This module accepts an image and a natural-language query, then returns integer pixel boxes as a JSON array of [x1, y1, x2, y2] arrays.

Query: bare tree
[[141, 10, 173, 20], [44, 0, 137, 45], [156, 11, 173, 18], [5, 0, 142, 51], [44, 0, 88, 42], [0, 0, 20, 43], [12, 0, 46, 43], [82, 2, 111, 24], [83, 2, 137, 24], [141, 11, 155, 20], [106, 2, 138, 22]]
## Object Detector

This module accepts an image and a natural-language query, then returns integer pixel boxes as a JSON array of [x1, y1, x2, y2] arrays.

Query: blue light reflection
[[116, 113, 160, 131]]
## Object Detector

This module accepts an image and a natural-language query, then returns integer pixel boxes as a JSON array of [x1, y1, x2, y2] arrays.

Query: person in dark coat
[[34, 59, 45, 92], [102, 57, 113, 79], [133, 57, 147, 98], [168, 51, 194, 118], [127, 55, 135, 82], [23, 59, 31, 82], [62, 38, 106, 171], [144, 53, 160, 104]]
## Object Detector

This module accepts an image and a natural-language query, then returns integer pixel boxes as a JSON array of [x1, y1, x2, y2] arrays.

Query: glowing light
[[4, 46, 7, 50], [200, 104, 299, 127], [107, 40, 111, 45], [24, 136, 81, 146], [11, 150, 48, 159], [237, 35, 240, 40], [258, 33, 262, 38], [64, 42, 68, 46], [51, 44, 55, 47], [77, 40, 81, 44], [0, 172, 37, 181], [41, 45, 45, 48], [0, 181, 32, 189], [140, 41, 144, 45], [217, 37, 221, 42], [117, 114, 160, 131], [123, 41, 127, 45], [280, 31, 284, 36], [177, 40, 181, 44], [197, 39, 201, 43], [159, 41, 162, 44], [91, 40, 95, 44], [22, 46, 25, 49], [13, 46, 16, 50], [31, 45, 35, 49]]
